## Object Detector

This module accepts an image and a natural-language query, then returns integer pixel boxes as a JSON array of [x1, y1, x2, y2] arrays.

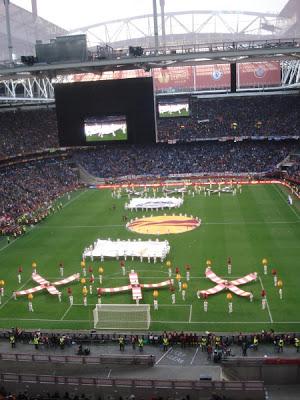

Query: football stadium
[[0, 0, 300, 399]]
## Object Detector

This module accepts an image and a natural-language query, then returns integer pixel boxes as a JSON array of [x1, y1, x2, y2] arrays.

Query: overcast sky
[[11, 0, 288, 30]]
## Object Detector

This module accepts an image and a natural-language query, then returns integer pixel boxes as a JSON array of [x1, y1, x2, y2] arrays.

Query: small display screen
[[158, 101, 189, 118], [84, 115, 127, 142]]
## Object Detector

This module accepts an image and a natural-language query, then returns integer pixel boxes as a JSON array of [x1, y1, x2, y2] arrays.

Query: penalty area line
[[60, 304, 73, 321], [189, 305, 193, 323], [258, 276, 273, 324]]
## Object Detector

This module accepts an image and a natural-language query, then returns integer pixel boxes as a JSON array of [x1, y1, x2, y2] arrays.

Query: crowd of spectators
[[0, 158, 79, 236], [74, 141, 297, 178], [0, 108, 59, 157], [0, 387, 193, 400], [0, 96, 298, 159], [6, 327, 299, 354], [0, 388, 102, 400], [157, 94, 300, 142], [286, 163, 300, 181], [0, 95, 298, 158]]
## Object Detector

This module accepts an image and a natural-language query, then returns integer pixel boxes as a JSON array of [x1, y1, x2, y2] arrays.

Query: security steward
[[253, 336, 259, 351], [9, 335, 16, 349], [162, 336, 169, 352], [119, 335, 125, 351], [138, 337, 144, 352]]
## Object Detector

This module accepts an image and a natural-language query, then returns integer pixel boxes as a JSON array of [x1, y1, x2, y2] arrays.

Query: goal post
[[93, 304, 151, 330]]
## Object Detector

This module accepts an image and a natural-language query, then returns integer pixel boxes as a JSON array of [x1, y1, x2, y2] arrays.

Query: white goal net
[[93, 304, 151, 330]]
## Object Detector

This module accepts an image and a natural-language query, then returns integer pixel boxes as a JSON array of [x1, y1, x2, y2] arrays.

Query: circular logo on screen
[[212, 70, 223, 81], [127, 215, 201, 235], [254, 67, 266, 78]]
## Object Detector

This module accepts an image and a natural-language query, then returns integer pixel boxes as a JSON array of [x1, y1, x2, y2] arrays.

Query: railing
[[223, 357, 300, 366], [0, 373, 264, 391], [0, 352, 155, 366], [132, 38, 300, 59]]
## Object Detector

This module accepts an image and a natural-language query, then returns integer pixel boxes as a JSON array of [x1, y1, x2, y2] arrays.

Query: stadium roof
[[0, 1, 67, 62], [279, 0, 300, 36], [1, 0, 297, 63]]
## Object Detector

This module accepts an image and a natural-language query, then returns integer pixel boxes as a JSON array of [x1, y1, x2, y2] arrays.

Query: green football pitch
[[0, 184, 299, 332]]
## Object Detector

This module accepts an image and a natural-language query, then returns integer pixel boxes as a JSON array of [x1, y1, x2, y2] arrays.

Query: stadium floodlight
[[93, 303, 150, 330]]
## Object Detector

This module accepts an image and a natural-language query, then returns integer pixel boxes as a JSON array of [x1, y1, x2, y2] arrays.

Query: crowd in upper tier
[[287, 163, 300, 181], [73, 141, 297, 178], [157, 94, 300, 142], [0, 108, 58, 157], [0, 94, 299, 158], [0, 158, 79, 236]]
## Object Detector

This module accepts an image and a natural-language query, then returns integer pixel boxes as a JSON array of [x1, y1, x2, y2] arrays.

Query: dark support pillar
[[230, 63, 237, 93]]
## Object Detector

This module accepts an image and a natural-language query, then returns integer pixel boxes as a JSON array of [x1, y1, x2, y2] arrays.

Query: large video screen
[[54, 78, 156, 146], [84, 115, 127, 142], [158, 101, 189, 118]]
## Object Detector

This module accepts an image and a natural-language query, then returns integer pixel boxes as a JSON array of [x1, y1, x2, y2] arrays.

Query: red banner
[[153, 66, 194, 92], [238, 61, 281, 88], [195, 64, 230, 90], [59, 62, 281, 90], [68, 69, 149, 82]]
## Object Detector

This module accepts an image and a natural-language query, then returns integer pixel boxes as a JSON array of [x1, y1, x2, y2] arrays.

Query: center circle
[[127, 215, 201, 235]]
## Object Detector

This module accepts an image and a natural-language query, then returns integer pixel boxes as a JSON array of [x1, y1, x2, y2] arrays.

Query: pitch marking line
[[0, 318, 90, 322], [35, 221, 300, 229], [155, 347, 173, 365], [37, 225, 124, 229], [0, 277, 31, 310], [0, 189, 86, 253], [0, 225, 36, 253], [190, 347, 199, 365], [70, 304, 191, 308], [0, 316, 298, 324], [189, 305, 193, 323], [203, 221, 300, 225], [273, 184, 300, 220], [61, 189, 88, 210], [151, 321, 300, 324], [258, 276, 273, 324], [60, 304, 73, 321]]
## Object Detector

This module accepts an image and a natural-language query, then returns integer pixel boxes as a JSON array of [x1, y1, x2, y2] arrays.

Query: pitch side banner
[[195, 64, 231, 90], [237, 61, 281, 88]]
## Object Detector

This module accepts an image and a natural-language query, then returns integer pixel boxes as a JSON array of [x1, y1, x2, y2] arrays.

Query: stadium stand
[[0, 158, 78, 236], [286, 162, 300, 180], [0, 94, 299, 158], [0, 108, 59, 157], [157, 94, 300, 142], [73, 141, 297, 178]]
